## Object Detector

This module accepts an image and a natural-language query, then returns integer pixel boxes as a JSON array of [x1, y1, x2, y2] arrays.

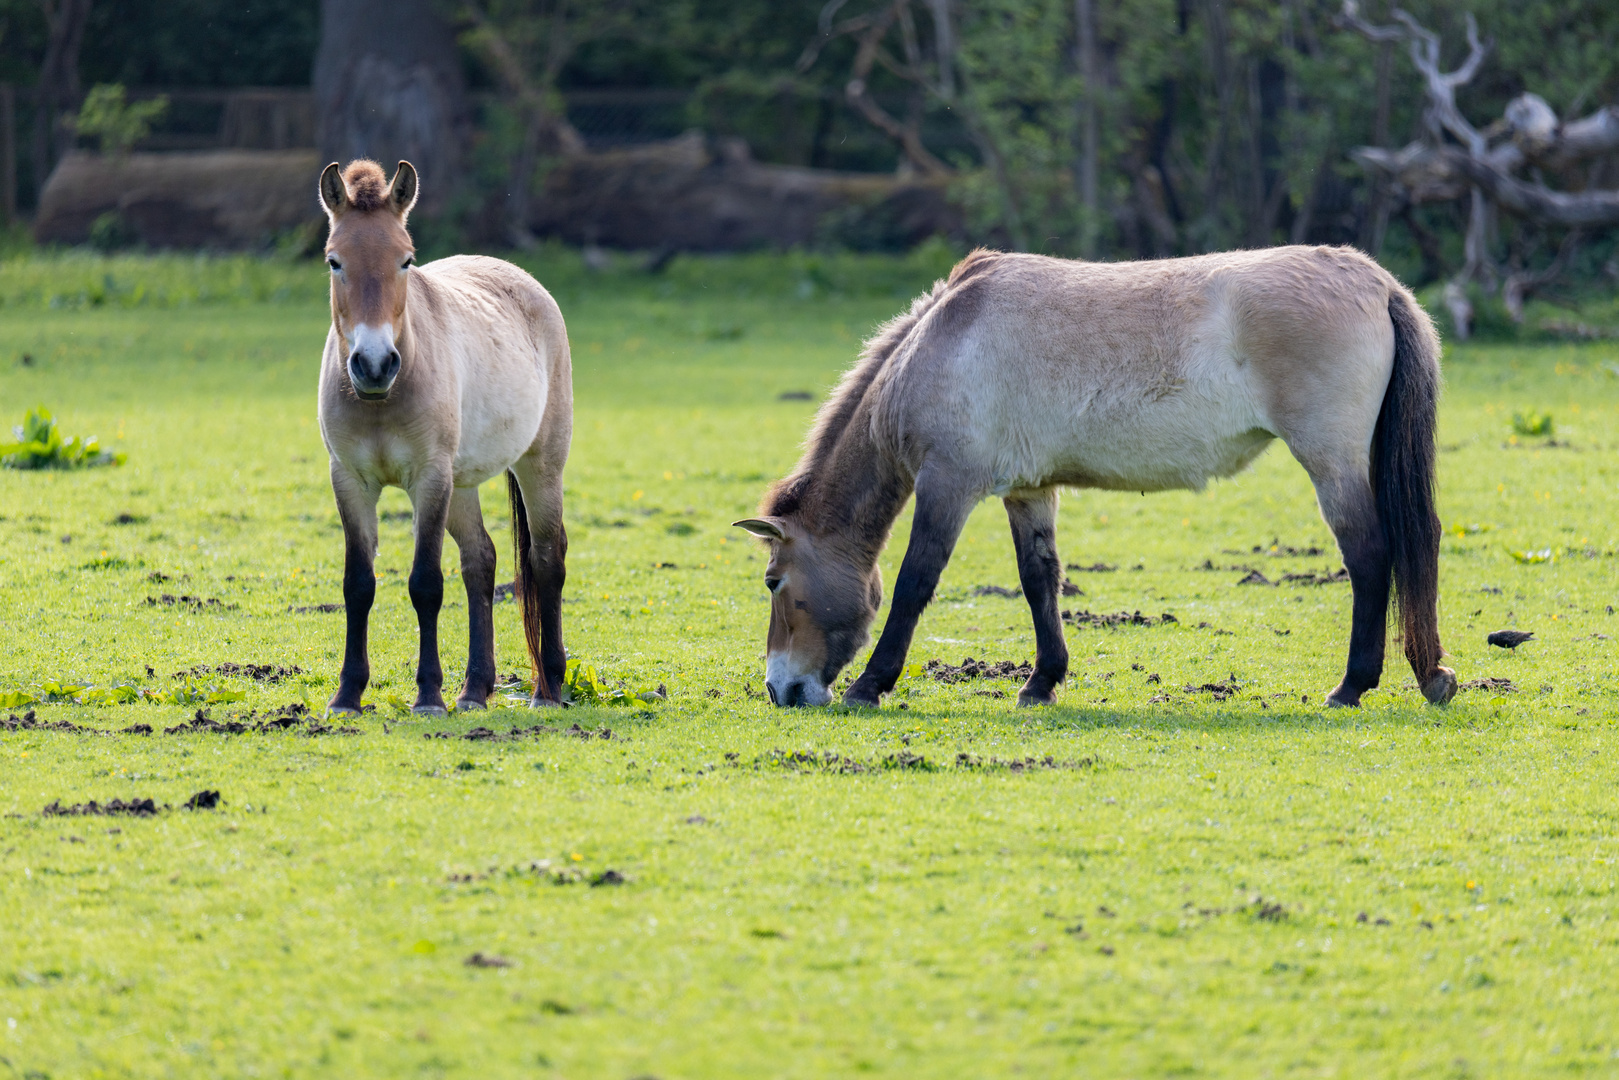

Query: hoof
[[327, 704, 363, 719], [1325, 685, 1362, 708], [841, 687, 881, 708], [527, 695, 563, 709], [412, 703, 448, 717], [1016, 689, 1059, 707], [455, 697, 489, 712], [1422, 666, 1458, 705]]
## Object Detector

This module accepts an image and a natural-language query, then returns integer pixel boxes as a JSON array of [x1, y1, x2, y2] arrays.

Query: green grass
[[3, 250, 1619, 1077]]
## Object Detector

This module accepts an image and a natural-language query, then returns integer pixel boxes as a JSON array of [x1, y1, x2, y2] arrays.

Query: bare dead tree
[[1340, 3, 1619, 336]]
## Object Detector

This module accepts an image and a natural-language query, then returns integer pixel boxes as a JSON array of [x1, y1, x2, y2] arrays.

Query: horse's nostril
[[766, 682, 779, 706]]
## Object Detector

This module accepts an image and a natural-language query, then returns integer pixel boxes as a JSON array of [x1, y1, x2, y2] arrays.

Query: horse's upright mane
[[764, 249, 1001, 517], [342, 160, 389, 211]]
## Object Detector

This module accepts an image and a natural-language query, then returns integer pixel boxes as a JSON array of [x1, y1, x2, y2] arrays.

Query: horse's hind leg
[[1004, 488, 1068, 706], [1308, 468, 1390, 707], [509, 450, 568, 706], [446, 487, 498, 710]]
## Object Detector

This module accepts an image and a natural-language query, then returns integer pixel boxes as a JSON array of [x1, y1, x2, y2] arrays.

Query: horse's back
[[412, 255, 570, 486], [878, 246, 1411, 493]]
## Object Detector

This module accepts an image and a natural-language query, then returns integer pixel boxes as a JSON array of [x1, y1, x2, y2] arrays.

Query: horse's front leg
[[843, 475, 974, 707], [1004, 488, 1068, 706], [329, 465, 380, 716], [407, 465, 454, 715], [446, 486, 497, 710]]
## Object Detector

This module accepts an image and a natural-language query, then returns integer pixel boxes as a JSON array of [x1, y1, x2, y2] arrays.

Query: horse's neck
[[803, 406, 914, 560]]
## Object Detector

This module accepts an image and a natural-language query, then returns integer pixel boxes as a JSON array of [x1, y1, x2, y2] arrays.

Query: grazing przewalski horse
[[316, 159, 572, 715], [736, 246, 1457, 710]]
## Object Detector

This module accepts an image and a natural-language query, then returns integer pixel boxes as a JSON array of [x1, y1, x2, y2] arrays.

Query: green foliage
[[0, 405, 124, 469], [560, 659, 665, 707], [73, 84, 168, 157], [1513, 409, 1554, 437]]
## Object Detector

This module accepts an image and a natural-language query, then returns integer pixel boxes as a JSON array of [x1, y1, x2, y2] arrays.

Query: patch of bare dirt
[[1066, 562, 1117, 573], [955, 753, 1096, 771], [43, 797, 160, 817], [146, 594, 238, 611], [288, 603, 344, 614], [4, 710, 86, 734], [1182, 678, 1241, 702], [1282, 568, 1350, 585], [922, 657, 1035, 683], [1062, 609, 1178, 628], [971, 584, 1021, 598], [1461, 677, 1516, 692]]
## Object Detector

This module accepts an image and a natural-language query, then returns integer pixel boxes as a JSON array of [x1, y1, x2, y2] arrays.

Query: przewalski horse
[[316, 159, 572, 715], [736, 246, 1457, 710]]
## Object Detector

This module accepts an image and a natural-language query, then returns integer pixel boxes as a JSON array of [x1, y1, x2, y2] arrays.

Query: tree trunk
[[1073, 0, 1099, 257], [313, 0, 468, 212], [33, 0, 92, 200]]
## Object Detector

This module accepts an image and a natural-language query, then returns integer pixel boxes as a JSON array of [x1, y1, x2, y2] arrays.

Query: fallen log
[[34, 149, 324, 248]]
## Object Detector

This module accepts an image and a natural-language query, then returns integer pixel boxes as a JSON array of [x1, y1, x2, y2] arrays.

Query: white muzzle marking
[[765, 652, 832, 707]]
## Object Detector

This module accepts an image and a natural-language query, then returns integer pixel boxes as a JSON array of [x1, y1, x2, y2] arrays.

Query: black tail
[[1377, 287, 1445, 690], [507, 470, 549, 699]]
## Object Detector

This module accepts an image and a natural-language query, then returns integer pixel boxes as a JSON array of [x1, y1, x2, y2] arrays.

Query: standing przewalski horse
[[316, 159, 572, 715], [737, 246, 1458, 709]]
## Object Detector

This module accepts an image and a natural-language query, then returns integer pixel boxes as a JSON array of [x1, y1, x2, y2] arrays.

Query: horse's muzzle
[[348, 348, 400, 400], [765, 676, 832, 707]]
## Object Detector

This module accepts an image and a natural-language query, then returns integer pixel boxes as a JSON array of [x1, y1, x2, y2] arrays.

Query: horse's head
[[319, 159, 418, 400], [734, 516, 883, 706]]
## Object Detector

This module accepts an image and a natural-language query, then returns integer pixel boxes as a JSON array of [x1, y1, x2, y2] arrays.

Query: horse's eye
[[327, 256, 341, 271], [402, 255, 414, 270], [765, 576, 782, 593]]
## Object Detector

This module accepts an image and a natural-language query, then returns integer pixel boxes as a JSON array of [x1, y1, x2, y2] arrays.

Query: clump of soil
[[955, 753, 1096, 771], [465, 952, 512, 968], [422, 722, 616, 742], [1063, 609, 1178, 628], [183, 789, 221, 810], [1066, 562, 1117, 573], [146, 594, 237, 611], [4, 710, 85, 734], [880, 750, 935, 771], [1235, 570, 1275, 586], [1182, 678, 1241, 701], [1282, 568, 1350, 585], [1226, 539, 1325, 557], [492, 582, 517, 603], [923, 657, 1035, 683], [289, 603, 344, 614], [170, 662, 304, 683], [43, 797, 161, 817], [971, 584, 1020, 598], [759, 749, 869, 774], [1462, 677, 1517, 692]]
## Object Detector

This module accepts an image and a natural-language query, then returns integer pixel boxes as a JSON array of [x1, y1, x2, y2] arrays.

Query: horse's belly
[[453, 370, 547, 486], [997, 380, 1274, 493]]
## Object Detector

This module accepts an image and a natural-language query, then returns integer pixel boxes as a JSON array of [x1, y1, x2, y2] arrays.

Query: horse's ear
[[319, 162, 347, 217], [733, 517, 789, 541], [389, 161, 419, 220]]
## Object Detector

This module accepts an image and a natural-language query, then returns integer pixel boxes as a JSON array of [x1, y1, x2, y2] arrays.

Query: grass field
[[2, 246, 1619, 1078]]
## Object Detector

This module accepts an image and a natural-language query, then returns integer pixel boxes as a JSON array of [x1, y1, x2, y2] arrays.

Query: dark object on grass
[[590, 869, 626, 887], [464, 952, 512, 968], [289, 603, 344, 614], [183, 789, 221, 810], [923, 657, 1034, 684], [1236, 569, 1275, 586], [778, 390, 815, 401], [1487, 630, 1535, 649], [971, 584, 1021, 598], [43, 797, 160, 817], [1063, 609, 1177, 629], [1462, 677, 1516, 692], [1060, 579, 1083, 596]]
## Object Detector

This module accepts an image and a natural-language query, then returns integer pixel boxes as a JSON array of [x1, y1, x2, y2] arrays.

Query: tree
[[312, 0, 469, 211]]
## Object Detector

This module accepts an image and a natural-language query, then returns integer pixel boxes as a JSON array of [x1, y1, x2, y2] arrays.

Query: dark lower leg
[[330, 539, 375, 714], [408, 482, 450, 713], [845, 484, 970, 707], [456, 527, 498, 709], [535, 527, 568, 702], [1328, 523, 1390, 708], [1006, 491, 1067, 706]]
